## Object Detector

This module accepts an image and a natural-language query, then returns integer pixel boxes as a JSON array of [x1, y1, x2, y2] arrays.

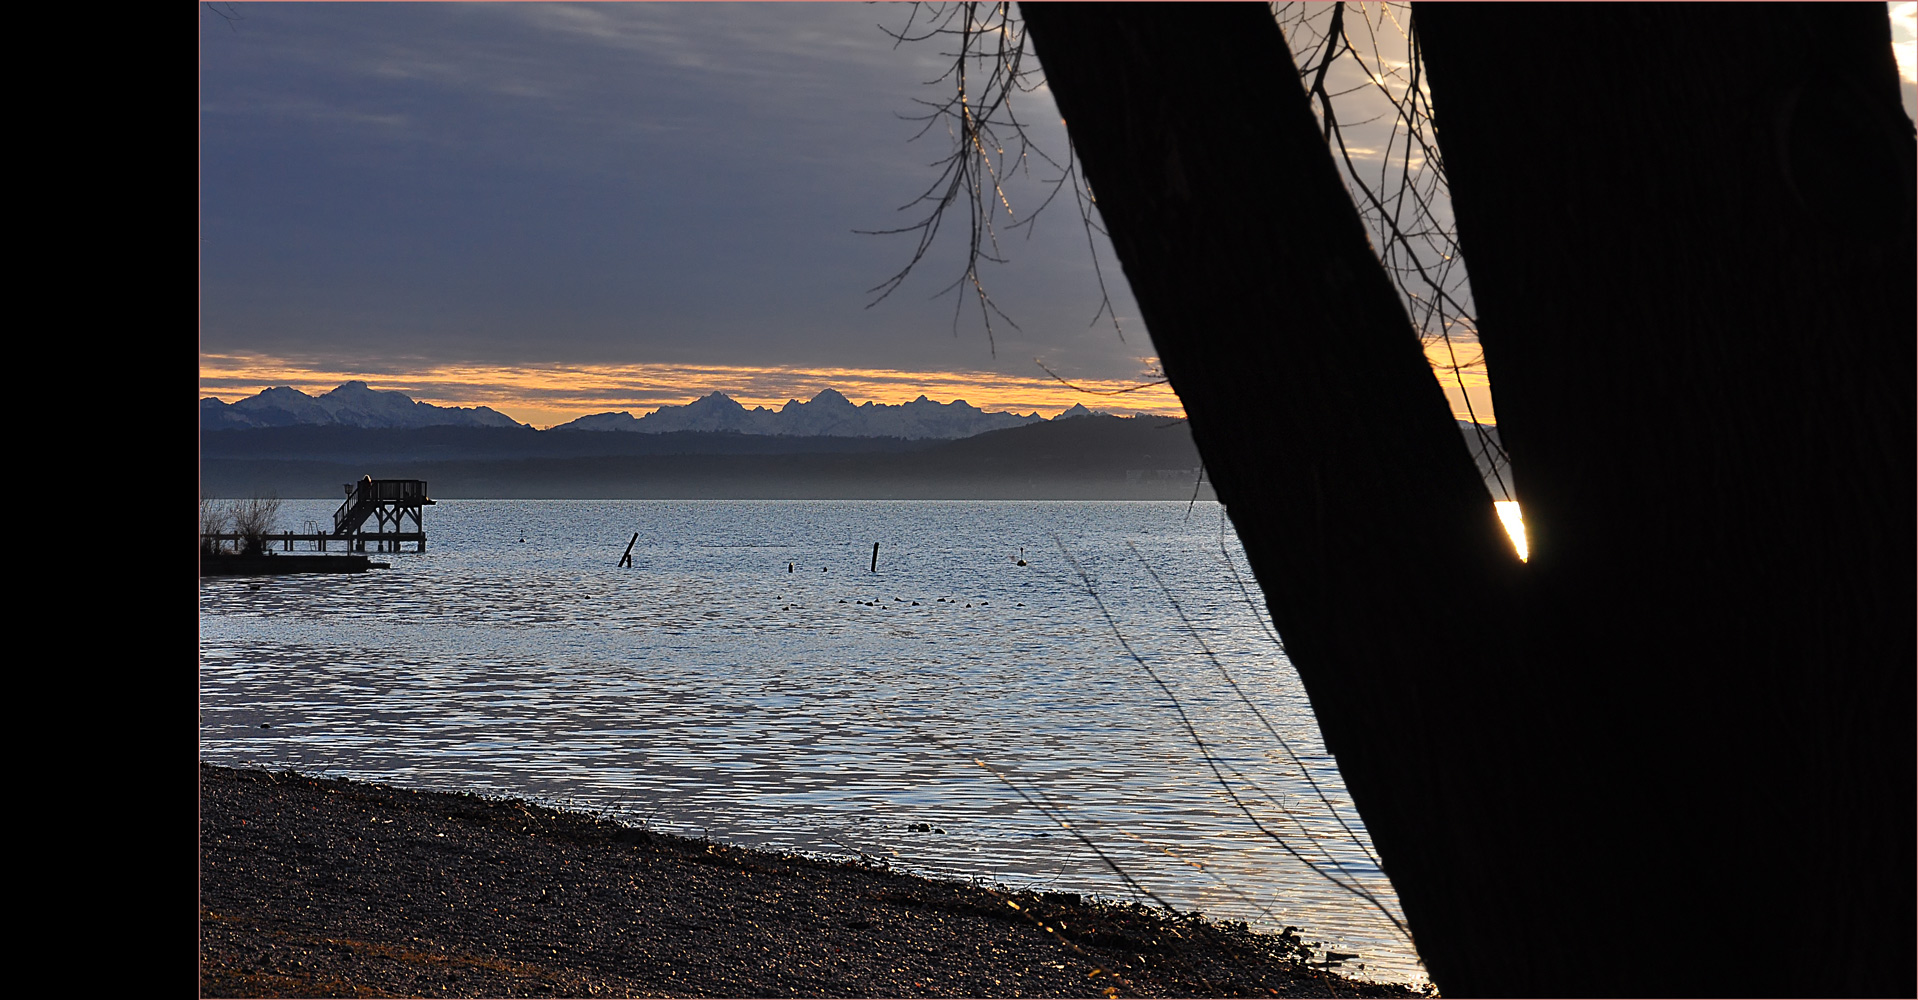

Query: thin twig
[[1057, 539, 1412, 942], [1129, 542, 1387, 879], [865, 3, 1126, 351]]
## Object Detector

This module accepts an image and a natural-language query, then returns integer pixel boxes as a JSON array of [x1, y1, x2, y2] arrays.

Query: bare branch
[[876, 3, 1511, 494], [203, 1, 243, 31], [1278, 2, 1512, 498], [1034, 359, 1168, 397], [864, 3, 1125, 354]]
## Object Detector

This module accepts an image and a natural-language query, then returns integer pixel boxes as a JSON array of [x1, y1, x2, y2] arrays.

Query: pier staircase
[[333, 477, 434, 551]]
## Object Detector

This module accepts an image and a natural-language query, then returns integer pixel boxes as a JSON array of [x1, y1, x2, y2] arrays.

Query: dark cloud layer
[[200, 3, 1149, 383]]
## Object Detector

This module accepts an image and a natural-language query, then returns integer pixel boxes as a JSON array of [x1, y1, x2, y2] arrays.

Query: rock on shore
[[199, 764, 1427, 998]]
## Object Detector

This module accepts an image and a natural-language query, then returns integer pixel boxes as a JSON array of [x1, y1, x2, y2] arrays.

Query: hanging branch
[[874, 4, 1512, 482], [1280, 2, 1512, 499], [1034, 359, 1168, 396], [1058, 539, 1414, 941], [864, 2, 1128, 362]]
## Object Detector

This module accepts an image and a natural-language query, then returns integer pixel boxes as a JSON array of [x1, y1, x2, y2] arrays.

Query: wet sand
[[199, 764, 1427, 997]]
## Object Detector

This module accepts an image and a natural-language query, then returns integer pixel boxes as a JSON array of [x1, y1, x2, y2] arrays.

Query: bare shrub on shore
[[200, 494, 231, 555], [227, 494, 282, 556]]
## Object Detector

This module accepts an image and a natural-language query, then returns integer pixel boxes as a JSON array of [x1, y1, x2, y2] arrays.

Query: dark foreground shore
[[200, 764, 1427, 998]]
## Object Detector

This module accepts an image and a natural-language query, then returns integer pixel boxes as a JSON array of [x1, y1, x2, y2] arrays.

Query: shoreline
[[199, 764, 1427, 997]]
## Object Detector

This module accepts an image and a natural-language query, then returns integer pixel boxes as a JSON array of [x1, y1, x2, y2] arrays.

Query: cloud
[[1893, 3, 1917, 79], [199, 4, 1130, 373], [1893, 2, 1918, 122], [201, 94, 411, 134]]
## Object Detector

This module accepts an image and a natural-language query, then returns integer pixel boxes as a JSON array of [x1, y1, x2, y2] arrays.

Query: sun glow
[[1494, 500, 1528, 561], [1424, 336, 1497, 424]]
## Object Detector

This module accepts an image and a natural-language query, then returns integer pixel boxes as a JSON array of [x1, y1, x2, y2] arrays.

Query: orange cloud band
[[202, 340, 1494, 430], [199, 356, 1188, 429], [1422, 335, 1498, 425]]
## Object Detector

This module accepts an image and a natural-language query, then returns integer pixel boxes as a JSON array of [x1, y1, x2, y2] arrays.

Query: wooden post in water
[[871, 542, 879, 573], [618, 533, 638, 568]]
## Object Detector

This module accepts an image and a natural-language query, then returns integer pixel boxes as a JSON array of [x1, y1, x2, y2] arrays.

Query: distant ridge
[[550, 388, 1052, 440], [201, 413, 1505, 502], [202, 381, 528, 431], [200, 413, 1211, 500], [202, 383, 1104, 439]]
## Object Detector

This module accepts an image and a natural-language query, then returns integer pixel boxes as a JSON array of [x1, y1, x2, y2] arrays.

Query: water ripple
[[200, 499, 1421, 983]]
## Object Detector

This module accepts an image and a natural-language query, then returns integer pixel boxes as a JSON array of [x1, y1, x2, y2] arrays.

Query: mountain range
[[201, 381, 528, 431], [200, 389, 1502, 502], [202, 383, 1100, 438], [552, 388, 1090, 439], [200, 412, 1209, 501]]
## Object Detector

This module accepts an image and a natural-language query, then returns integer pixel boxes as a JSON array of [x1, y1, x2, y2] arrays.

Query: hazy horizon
[[200, 377, 1159, 432]]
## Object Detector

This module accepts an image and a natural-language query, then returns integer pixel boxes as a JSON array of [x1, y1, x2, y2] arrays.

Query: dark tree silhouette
[[1019, 3, 1913, 995]]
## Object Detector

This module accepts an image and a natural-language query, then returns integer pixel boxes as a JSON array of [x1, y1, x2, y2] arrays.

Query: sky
[[200, 3, 1918, 431], [200, 2, 1178, 428], [1894, 3, 1918, 114]]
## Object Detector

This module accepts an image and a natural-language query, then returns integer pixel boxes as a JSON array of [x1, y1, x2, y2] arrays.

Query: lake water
[[198, 499, 1422, 984]]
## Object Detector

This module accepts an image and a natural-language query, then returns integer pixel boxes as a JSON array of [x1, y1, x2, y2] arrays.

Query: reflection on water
[[198, 499, 1421, 983]]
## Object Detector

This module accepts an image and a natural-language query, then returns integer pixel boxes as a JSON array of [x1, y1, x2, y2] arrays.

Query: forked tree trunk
[[1020, 3, 1914, 995], [1412, 6, 1914, 994], [1020, 4, 1534, 991]]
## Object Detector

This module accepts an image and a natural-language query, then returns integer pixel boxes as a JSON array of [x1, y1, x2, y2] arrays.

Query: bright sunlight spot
[[1494, 501, 1529, 561]]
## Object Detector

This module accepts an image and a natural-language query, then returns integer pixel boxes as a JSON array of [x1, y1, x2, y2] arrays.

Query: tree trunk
[[1020, 4, 1532, 991], [1412, 6, 1914, 994], [1020, 3, 1913, 994]]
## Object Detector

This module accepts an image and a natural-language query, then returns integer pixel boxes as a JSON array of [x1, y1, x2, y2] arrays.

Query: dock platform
[[333, 477, 434, 552], [200, 478, 436, 558], [199, 531, 425, 553]]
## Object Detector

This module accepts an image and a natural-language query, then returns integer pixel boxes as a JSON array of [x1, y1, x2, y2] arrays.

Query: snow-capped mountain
[[201, 382, 529, 431], [548, 389, 1065, 440], [202, 383, 1105, 439]]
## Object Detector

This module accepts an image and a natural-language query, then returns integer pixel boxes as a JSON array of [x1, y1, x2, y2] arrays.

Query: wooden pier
[[332, 477, 434, 552], [200, 530, 425, 553], [202, 478, 435, 556]]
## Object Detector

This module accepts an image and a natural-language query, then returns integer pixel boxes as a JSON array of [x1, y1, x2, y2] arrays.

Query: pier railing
[[334, 478, 431, 535], [202, 530, 422, 553]]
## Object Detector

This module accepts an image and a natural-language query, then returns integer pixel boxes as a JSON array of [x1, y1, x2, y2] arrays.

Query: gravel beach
[[199, 764, 1427, 998]]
